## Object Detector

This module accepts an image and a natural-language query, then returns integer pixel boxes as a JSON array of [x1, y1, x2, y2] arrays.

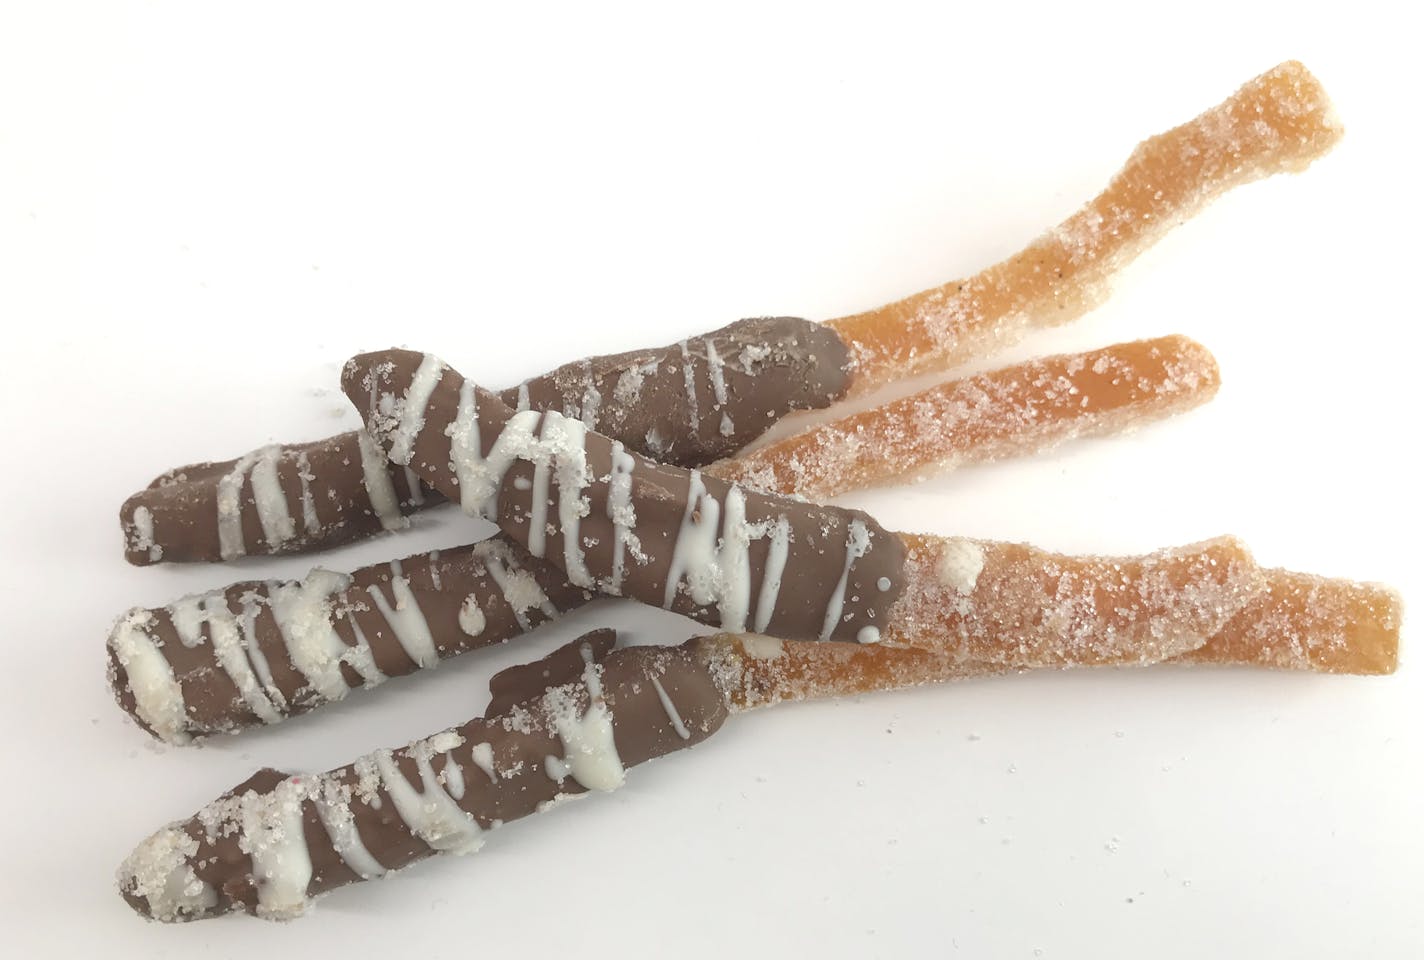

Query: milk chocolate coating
[[343, 349, 906, 644], [121, 316, 851, 565], [519, 316, 852, 465], [107, 536, 589, 742], [118, 633, 730, 921]]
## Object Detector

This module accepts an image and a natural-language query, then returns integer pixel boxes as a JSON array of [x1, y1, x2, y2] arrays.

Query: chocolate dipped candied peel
[[120, 61, 1339, 567], [108, 334, 1243, 743], [120, 316, 849, 564], [107, 61, 1403, 926], [118, 630, 729, 921]]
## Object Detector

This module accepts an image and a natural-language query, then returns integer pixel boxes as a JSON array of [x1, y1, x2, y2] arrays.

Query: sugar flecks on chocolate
[[120, 317, 850, 565], [117, 632, 728, 921], [342, 349, 905, 645]]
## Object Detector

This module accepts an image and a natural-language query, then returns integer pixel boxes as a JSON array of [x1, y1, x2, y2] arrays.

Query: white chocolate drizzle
[[117, 826, 216, 921], [238, 777, 313, 920], [820, 519, 871, 642], [130, 505, 162, 561], [442, 751, 466, 800], [458, 595, 486, 636], [447, 377, 540, 519], [740, 634, 785, 660], [475, 540, 558, 631], [374, 732, 483, 854], [270, 569, 377, 701], [402, 465, 426, 506], [524, 412, 593, 588], [250, 446, 296, 549], [649, 675, 691, 740], [470, 742, 497, 783], [110, 610, 190, 744], [313, 776, 386, 880], [606, 441, 641, 594], [579, 361, 602, 429], [216, 449, 262, 560], [542, 642, 625, 791], [356, 429, 406, 531], [237, 592, 285, 711], [937, 538, 986, 594], [663, 470, 720, 610], [753, 516, 790, 633], [170, 595, 283, 724], [677, 339, 700, 430], [364, 559, 439, 669], [295, 451, 321, 535], [663, 473, 784, 632], [387, 353, 445, 465], [704, 338, 735, 437]]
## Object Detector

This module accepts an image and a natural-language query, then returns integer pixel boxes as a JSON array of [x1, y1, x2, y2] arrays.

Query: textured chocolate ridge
[[107, 536, 588, 743], [121, 317, 850, 565], [343, 349, 906, 645], [117, 632, 730, 922]]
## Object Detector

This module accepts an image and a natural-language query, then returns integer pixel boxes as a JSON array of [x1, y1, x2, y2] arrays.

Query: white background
[[2, 2, 1419, 957]]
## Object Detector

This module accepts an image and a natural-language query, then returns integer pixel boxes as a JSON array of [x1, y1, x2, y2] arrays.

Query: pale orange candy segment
[[880, 533, 1264, 667], [711, 570, 1400, 710], [825, 61, 1343, 391], [1174, 570, 1401, 675], [708, 335, 1218, 500], [702, 634, 991, 711]]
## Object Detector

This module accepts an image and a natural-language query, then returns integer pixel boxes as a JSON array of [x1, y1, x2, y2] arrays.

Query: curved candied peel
[[879, 533, 1264, 667], [706, 570, 1401, 711], [709, 335, 1219, 500], [1175, 570, 1400, 675], [826, 61, 1343, 390]]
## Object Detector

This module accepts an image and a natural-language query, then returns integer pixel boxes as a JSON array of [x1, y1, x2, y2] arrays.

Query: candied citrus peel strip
[[825, 61, 1343, 391], [709, 335, 1219, 499]]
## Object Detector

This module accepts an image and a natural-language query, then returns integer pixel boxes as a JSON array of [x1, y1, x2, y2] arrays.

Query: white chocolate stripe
[[819, 519, 871, 642], [677, 339, 700, 430], [649, 675, 691, 740], [442, 752, 466, 799], [357, 429, 406, 531], [663, 470, 720, 609], [374, 732, 483, 854], [753, 516, 790, 633], [295, 451, 321, 535], [110, 611, 191, 745], [476, 541, 559, 631], [250, 446, 296, 549], [524, 412, 594, 588], [579, 360, 602, 429], [387, 353, 445, 465], [313, 777, 386, 880], [542, 643, 625, 791], [716, 486, 753, 631], [470, 742, 497, 783], [365, 559, 439, 669], [269, 568, 362, 703], [130, 505, 162, 561], [239, 777, 313, 920], [238, 593, 286, 711], [402, 465, 426, 506], [705, 338, 735, 438], [167, 595, 284, 725], [606, 441, 638, 594], [216, 450, 262, 560]]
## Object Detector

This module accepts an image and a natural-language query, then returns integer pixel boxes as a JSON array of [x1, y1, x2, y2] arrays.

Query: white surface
[[1, 2, 1420, 957]]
